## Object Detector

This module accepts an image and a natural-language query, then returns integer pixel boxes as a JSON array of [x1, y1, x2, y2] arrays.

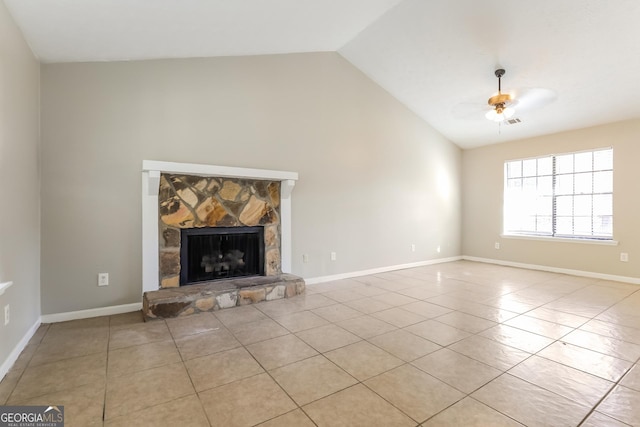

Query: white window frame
[[502, 147, 614, 243]]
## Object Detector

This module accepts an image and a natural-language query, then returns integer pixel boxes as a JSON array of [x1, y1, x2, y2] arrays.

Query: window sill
[[500, 234, 619, 246]]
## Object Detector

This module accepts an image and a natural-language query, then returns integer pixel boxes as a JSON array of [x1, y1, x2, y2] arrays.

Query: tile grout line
[[253, 304, 360, 424], [170, 318, 218, 427], [397, 274, 604, 425], [102, 316, 112, 422], [575, 353, 640, 426], [444, 285, 638, 426], [311, 274, 573, 427], [273, 297, 480, 425], [255, 301, 434, 426], [2, 323, 48, 406]]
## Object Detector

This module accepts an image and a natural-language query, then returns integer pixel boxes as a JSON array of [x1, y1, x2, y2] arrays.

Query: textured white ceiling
[[340, 0, 640, 148], [3, 0, 404, 61], [4, 0, 640, 148]]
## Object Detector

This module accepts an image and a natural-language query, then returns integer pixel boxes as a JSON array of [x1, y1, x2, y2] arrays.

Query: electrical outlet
[[620, 253, 629, 262], [4, 305, 9, 326], [98, 273, 109, 286], [411, 244, 416, 252], [302, 254, 309, 263], [330, 252, 337, 261], [495, 242, 500, 250]]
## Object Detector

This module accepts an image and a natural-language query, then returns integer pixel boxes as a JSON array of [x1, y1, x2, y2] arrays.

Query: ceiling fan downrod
[[495, 68, 505, 93], [486, 68, 514, 122]]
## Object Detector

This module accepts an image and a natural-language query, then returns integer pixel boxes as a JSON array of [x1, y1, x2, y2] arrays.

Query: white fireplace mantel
[[141, 160, 298, 294]]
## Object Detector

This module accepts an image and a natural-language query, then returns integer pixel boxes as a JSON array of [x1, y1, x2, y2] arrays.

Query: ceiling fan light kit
[[485, 104, 515, 121]]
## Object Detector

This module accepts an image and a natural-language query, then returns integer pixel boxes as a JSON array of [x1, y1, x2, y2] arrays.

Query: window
[[504, 148, 613, 240]]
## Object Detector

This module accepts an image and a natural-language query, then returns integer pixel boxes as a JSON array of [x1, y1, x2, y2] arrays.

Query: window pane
[[507, 161, 522, 178], [507, 178, 522, 190], [555, 174, 574, 195], [504, 216, 521, 233], [593, 171, 612, 193], [522, 216, 536, 232], [536, 196, 553, 216], [536, 216, 552, 234], [556, 217, 573, 235], [538, 176, 553, 196], [556, 154, 574, 174], [523, 177, 536, 191], [574, 217, 592, 235], [574, 172, 592, 194], [574, 195, 592, 216], [594, 149, 613, 170], [538, 157, 553, 176], [522, 159, 537, 177], [556, 196, 573, 216], [574, 152, 592, 173], [594, 216, 613, 236], [593, 194, 612, 216]]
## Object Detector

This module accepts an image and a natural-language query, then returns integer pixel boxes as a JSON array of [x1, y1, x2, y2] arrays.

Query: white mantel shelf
[[143, 160, 298, 182], [141, 160, 299, 294]]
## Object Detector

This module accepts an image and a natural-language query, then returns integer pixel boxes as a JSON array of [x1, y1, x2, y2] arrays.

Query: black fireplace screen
[[180, 226, 264, 285]]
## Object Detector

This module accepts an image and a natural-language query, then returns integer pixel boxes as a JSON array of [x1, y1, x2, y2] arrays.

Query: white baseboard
[[40, 302, 142, 324], [0, 319, 41, 382], [304, 256, 463, 285], [463, 256, 640, 285]]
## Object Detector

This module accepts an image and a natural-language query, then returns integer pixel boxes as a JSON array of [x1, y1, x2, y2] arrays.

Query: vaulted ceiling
[[5, 0, 640, 148]]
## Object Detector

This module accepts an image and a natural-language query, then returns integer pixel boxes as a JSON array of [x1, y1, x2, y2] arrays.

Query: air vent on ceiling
[[504, 118, 522, 125]]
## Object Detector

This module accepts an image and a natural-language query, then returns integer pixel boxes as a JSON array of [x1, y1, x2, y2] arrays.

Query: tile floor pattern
[[2, 261, 640, 426]]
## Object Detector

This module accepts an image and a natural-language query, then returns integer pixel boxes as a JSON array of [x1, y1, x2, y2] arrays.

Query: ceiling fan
[[486, 69, 514, 121], [452, 69, 557, 123]]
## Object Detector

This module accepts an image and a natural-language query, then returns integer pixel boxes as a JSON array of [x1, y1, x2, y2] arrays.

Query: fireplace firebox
[[180, 226, 265, 285]]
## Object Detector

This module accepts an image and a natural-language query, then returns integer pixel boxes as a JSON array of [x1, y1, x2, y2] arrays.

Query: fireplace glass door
[[180, 226, 264, 285]]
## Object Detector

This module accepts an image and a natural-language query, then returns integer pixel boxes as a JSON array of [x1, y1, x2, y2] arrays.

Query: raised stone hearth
[[142, 273, 305, 320]]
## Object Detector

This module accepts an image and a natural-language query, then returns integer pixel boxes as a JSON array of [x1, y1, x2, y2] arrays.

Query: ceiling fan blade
[[510, 88, 557, 112], [451, 102, 489, 120], [452, 86, 556, 121]]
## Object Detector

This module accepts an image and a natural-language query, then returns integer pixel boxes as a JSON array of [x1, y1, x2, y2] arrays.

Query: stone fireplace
[[141, 161, 304, 319], [158, 174, 282, 288]]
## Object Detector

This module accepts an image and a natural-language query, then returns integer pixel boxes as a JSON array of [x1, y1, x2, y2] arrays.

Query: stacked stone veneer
[[158, 174, 282, 288]]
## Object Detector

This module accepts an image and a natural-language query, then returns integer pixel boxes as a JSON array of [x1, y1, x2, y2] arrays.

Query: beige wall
[[462, 119, 640, 279], [0, 3, 41, 370], [40, 53, 461, 314]]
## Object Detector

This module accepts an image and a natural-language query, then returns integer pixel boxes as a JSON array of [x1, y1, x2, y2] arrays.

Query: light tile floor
[[2, 261, 640, 426]]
